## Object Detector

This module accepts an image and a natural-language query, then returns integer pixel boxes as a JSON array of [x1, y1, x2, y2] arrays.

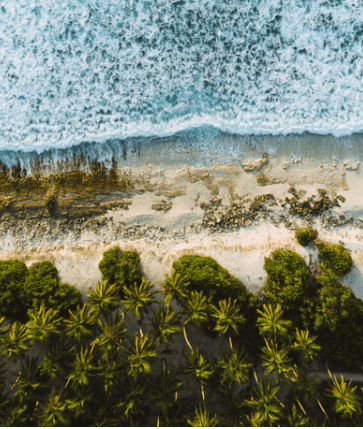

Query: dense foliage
[[317, 241, 353, 277], [295, 226, 318, 246], [0, 239, 362, 426], [99, 246, 143, 297], [0, 260, 28, 321], [0, 260, 81, 322]]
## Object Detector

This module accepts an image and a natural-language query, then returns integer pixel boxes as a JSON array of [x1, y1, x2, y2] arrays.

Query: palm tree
[[65, 384, 94, 422], [3, 398, 29, 426], [183, 347, 214, 404], [26, 303, 62, 344], [217, 387, 246, 426], [37, 386, 69, 427], [65, 304, 98, 342], [97, 348, 125, 393], [126, 332, 158, 379], [328, 375, 361, 421], [88, 395, 121, 427], [260, 338, 291, 381], [187, 404, 219, 427], [115, 375, 147, 426], [92, 311, 127, 356], [217, 345, 251, 387], [291, 328, 321, 362], [160, 270, 188, 305], [256, 303, 292, 342], [12, 356, 44, 403], [150, 304, 182, 345], [66, 345, 96, 388], [150, 366, 183, 423], [182, 290, 211, 327], [87, 281, 120, 316], [211, 298, 245, 347], [180, 290, 212, 354], [40, 342, 70, 380], [245, 378, 282, 427], [290, 363, 318, 408], [285, 403, 310, 427], [0, 320, 29, 361], [121, 278, 156, 319]]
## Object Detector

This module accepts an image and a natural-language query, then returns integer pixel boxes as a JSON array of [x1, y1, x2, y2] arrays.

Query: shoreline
[[1, 134, 363, 300]]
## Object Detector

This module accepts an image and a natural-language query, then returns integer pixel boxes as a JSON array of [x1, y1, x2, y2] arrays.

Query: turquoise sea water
[[1, 0, 363, 154]]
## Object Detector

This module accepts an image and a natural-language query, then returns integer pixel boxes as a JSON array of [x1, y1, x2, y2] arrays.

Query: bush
[[295, 226, 318, 246], [23, 261, 82, 318], [263, 249, 312, 328], [98, 246, 123, 286], [98, 246, 143, 296], [0, 260, 28, 321], [172, 255, 255, 308], [23, 261, 59, 310], [317, 241, 353, 278], [49, 282, 82, 319], [172, 255, 259, 351], [314, 283, 363, 370], [115, 251, 143, 289]]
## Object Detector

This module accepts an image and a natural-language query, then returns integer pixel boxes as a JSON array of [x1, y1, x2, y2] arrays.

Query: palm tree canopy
[[150, 304, 182, 344], [211, 298, 245, 336], [187, 405, 219, 427], [257, 303, 292, 340], [328, 375, 361, 418], [182, 290, 211, 327], [121, 278, 156, 319]]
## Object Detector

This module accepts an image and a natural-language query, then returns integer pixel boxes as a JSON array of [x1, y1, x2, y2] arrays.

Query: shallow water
[[2, 0, 363, 153]]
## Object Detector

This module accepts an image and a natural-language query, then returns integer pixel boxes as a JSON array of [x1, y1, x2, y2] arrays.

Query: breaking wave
[[1, 0, 363, 152]]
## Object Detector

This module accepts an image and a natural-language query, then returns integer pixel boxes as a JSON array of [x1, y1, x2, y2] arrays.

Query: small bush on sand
[[0, 260, 81, 321], [0, 260, 28, 321], [172, 255, 256, 308], [317, 241, 353, 278], [98, 246, 143, 296], [295, 226, 318, 246], [49, 282, 83, 318], [23, 261, 81, 318]]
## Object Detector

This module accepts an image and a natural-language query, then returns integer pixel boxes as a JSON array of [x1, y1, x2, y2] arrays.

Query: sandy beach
[[1, 132, 363, 300]]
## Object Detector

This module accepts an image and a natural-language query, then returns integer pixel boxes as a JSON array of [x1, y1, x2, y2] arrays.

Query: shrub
[[115, 251, 143, 289], [23, 261, 59, 310], [172, 255, 255, 308], [98, 246, 123, 286], [0, 260, 28, 321], [317, 241, 353, 278], [98, 246, 143, 297], [49, 282, 82, 319], [314, 283, 363, 370], [263, 249, 312, 328], [23, 261, 82, 318], [295, 226, 318, 246], [264, 250, 310, 303]]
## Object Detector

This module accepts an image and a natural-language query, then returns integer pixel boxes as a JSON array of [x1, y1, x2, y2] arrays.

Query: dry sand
[[1, 133, 363, 299]]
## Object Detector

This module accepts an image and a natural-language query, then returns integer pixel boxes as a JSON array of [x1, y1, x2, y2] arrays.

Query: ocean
[[1, 0, 363, 159]]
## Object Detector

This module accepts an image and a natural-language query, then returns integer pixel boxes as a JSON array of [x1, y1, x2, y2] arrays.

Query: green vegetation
[[0, 260, 27, 321], [0, 260, 81, 322], [98, 246, 143, 297], [295, 225, 319, 246], [317, 240, 353, 277], [0, 242, 362, 426], [262, 249, 312, 328]]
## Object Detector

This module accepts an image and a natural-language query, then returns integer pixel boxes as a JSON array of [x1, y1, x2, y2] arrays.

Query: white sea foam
[[1, 0, 363, 152]]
